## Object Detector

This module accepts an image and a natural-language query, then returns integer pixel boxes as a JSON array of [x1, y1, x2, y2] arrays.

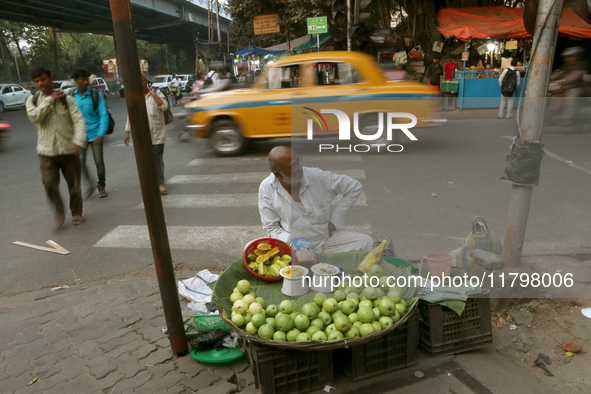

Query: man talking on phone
[[124, 76, 170, 195]]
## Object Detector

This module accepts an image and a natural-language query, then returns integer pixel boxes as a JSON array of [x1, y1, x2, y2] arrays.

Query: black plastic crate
[[336, 311, 419, 381], [418, 294, 492, 357], [241, 340, 334, 394]]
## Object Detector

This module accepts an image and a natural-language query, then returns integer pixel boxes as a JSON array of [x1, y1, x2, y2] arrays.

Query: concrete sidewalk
[[0, 267, 569, 394]]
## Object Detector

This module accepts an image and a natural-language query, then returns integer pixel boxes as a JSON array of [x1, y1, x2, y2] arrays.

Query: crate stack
[[418, 295, 493, 357]]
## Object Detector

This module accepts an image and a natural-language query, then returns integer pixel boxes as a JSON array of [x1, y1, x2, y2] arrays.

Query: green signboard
[[307, 17, 328, 34]]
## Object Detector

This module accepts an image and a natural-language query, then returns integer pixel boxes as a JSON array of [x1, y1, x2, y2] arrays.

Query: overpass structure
[[0, 0, 231, 45]]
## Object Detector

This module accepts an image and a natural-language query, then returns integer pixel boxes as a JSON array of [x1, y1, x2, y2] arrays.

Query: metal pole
[[49, 28, 59, 75], [108, 0, 187, 356], [501, 0, 562, 267], [286, 23, 291, 54], [216, 0, 222, 45], [346, 0, 352, 52], [317, 34, 320, 52], [460, 41, 468, 110], [13, 50, 20, 82]]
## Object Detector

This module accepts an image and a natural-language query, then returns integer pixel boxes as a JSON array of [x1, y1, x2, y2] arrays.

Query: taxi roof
[[271, 51, 375, 67]]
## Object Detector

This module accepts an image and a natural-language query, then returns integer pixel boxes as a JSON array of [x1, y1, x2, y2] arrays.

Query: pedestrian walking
[[25, 66, 87, 230], [498, 58, 521, 119], [72, 68, 110, 199], [124, 76, 169, 195]]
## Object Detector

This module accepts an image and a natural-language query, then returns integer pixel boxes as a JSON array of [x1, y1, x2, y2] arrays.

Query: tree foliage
[[225, 0, 332, 48]]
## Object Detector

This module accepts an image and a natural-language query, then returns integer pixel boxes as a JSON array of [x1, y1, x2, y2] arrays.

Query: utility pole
[[501, 0, 563, 266], [108, 0, 187, 357], [49, 28, 59, 75], [216, 0, 222, 45], [346, 0, 352, 51]]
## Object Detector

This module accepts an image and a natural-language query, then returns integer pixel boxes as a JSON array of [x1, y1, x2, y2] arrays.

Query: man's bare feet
[[52, 212, 65, 231]]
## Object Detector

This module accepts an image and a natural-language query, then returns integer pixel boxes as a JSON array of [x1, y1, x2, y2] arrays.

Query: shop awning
[[438, 6, 591, 41]]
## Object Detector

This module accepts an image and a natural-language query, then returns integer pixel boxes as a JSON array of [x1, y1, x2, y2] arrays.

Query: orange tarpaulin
[[438, 6, 591, 41]]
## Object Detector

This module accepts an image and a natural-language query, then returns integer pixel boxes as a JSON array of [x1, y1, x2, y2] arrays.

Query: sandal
[[72, 216, 84, 225], [99, 189, 108, 198]]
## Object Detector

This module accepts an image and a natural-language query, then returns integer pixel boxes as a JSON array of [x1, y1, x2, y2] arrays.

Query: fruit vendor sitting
[[258, 146, 374, 253]]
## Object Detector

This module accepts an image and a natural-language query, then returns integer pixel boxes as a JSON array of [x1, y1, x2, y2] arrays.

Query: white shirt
[[206, 70, 219, 86], [125, 89, 169, 145], [258, 167, 363, 252], [499, 66, 521, 89], [171, 77, 182, 88]]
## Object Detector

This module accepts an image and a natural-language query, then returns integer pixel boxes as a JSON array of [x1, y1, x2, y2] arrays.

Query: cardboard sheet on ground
[[212, 250, 417, 318]]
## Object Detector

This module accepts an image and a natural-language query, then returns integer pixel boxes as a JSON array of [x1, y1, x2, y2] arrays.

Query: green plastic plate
[[190, 347, 244, 364]]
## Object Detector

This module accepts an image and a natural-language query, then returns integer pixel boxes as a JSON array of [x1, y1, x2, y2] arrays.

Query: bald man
[[258, 146, 374, 253]]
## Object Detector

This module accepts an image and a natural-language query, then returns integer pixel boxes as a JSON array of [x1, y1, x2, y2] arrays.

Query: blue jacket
[[73, 87, 109, 142]]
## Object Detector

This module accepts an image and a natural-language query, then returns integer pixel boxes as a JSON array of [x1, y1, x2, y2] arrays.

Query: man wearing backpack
[[498, 58, 521, 119], [72, 68, 110, 199], [203, 68, 219, 89], [26, 66, 87, 230]]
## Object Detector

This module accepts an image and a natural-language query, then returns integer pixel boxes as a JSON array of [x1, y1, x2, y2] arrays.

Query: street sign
[[307, 17, 328, 34], [253, 14, 280, 35]]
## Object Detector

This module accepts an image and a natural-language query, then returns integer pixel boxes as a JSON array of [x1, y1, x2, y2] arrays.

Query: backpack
[[202, 72, 216, 88], [89, 89, 115, 135], [156, 88, 174, 125], [501, 69, 518, 97]]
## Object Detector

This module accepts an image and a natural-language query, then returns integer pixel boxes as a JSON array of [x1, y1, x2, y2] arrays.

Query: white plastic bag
[[178, 269, 219, 303]]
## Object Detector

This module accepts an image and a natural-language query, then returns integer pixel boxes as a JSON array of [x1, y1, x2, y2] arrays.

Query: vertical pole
[[165, 45, 169, 74], [49, 28, 59, 75], [216, 0, 222, 45], [346, 0, 352, 52], [501, 0, 563, 267], [317, 34, 320, 52], [108, 0, 187, 356], [460, 41, 468, 110], [13, 50, 21, 82], [286, 23, 291, 54]]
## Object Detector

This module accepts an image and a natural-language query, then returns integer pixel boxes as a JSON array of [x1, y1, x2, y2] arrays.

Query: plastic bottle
[[356, 240, 388, 275]]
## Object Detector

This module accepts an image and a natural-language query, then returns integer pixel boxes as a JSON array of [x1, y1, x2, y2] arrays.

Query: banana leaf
[[212, 250, 418, 320]]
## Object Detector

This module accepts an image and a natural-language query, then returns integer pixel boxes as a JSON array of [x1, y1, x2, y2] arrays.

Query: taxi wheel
[[209, 119, 247, 156]]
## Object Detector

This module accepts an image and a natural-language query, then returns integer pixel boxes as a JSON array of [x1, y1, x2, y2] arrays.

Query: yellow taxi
[[186, 51, 440, 156]]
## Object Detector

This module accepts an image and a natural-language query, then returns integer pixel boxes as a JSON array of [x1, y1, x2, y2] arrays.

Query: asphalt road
[[1, 96, 590, 296]]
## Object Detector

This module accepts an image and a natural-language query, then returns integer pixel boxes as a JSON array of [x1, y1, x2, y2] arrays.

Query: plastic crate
[[192, 314, 231, 333], [336, 311, 419, 381], [241, 340, 334, 394], [418, 295, 492, 357]]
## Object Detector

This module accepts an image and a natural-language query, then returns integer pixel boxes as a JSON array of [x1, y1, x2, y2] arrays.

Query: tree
[[224, 0, 332, 48]]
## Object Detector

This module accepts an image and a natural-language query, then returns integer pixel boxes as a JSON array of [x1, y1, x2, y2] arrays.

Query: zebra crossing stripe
[[187, 155, 363, 167], [135, 192, 368, 209], [167, 169, 366, 184], [94, 224, 373, 250]]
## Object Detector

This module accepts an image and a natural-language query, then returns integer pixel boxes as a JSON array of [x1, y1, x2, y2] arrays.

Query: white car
[[53, 80, 76, 95], [151, 75, 172, 94], [177, 74, 194, 92], [0, 84, 32, 111]]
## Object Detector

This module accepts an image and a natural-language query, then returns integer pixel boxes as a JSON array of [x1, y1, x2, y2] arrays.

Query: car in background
[[53, 80, 76, 95], [91, 76, 110, 97], [178, 74, 194, 92], [0, 84, 33, 112], [185, 51, 440, 156], [152, 74, 172, 95]]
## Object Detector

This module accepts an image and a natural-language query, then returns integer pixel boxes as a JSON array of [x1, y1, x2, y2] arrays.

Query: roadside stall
[[189, 236, 491, 393], [437, 6, 591, 109]]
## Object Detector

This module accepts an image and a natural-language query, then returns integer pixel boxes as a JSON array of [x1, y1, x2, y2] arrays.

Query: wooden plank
[[13, 241, 70, 255], [46, 240, 70, 254]]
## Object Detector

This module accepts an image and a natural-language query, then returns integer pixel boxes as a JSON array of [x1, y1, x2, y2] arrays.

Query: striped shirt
[[258, 167, 363, 252], [26, 93, 87, 156]]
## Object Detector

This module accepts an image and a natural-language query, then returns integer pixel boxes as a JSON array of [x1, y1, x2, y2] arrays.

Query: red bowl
[[243, 238, 293, 281]]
